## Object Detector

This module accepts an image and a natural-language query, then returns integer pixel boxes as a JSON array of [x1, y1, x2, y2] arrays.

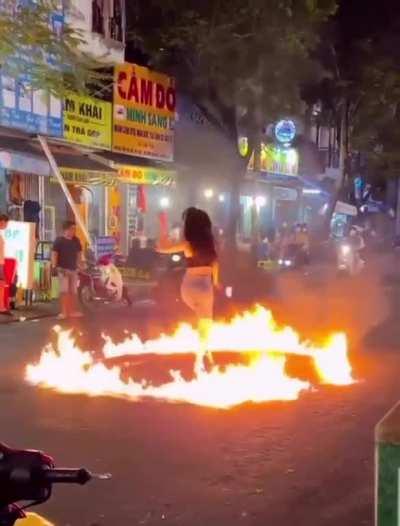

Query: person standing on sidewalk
[[0, 214, 11, 316], [52, 220, 83, 320]]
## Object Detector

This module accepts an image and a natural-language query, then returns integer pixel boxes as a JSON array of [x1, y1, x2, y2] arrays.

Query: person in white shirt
[[0, 214, 9, 314]]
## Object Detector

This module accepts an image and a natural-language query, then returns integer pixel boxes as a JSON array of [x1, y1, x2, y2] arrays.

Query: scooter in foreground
[[0, 443, 110, 526]]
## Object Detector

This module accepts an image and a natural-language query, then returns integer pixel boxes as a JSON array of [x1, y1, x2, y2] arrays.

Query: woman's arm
[[156, 238, 187, 254], [212, 260, 220, 287]]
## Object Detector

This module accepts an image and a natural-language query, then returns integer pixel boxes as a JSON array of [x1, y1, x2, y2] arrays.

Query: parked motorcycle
[[278, 244, 309, 270], [78, 255, 132, 311], [0, 443, 109, 526]]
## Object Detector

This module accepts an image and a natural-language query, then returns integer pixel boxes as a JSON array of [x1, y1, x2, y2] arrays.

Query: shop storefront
[[89, 152, 178, 254], [0, 59, 179, 305], [0, 135, 118, 303]]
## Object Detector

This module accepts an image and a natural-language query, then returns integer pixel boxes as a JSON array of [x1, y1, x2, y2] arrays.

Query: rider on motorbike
[[337, 225, 365, 275]]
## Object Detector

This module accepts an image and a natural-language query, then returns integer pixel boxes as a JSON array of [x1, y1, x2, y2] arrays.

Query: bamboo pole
[[38, 135, 92, 246]]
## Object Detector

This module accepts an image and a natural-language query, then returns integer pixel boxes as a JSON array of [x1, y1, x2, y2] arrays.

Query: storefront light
[[218, 193, 225, 202], [204, 188, 214, 199], [303, 188, 321, 195], [255, 195, 267, 208], [286, 148, 298, 168], [160, 197, 170, 208]]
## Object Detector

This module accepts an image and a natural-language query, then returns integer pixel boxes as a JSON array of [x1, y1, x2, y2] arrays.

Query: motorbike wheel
[[122, 286, 132, 306], [78, 285, 95, 311]]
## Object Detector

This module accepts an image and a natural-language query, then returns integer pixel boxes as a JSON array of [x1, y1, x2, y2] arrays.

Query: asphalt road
[[0, 260, 399, 526]]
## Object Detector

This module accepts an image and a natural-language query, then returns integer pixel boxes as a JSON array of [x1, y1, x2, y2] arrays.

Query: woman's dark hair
[[183, 207, 217, 260]]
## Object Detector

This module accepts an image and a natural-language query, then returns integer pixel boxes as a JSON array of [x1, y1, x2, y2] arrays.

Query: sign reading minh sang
[[113, 63, 176, 161], [64, 94, 112, 150]]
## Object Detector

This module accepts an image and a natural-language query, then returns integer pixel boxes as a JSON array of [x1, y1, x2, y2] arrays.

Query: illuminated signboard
[[4, 221, 36, 289], [113, 63, 176, 161], [275, 120, 296, 144]]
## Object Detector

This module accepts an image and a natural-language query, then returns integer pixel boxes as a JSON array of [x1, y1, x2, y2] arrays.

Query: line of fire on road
[[25, 306, 354, 409]]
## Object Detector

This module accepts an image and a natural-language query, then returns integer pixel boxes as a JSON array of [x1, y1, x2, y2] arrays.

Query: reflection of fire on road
[[25, 306, 354, 409]]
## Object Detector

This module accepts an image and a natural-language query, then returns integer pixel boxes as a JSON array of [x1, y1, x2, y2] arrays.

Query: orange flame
[[25, 306, 354, 409]]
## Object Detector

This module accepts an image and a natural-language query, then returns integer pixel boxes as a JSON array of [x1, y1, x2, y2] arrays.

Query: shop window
[[92, 0, 124, 42], [92, 0, 104, 35], [110, 0, 124, 42]]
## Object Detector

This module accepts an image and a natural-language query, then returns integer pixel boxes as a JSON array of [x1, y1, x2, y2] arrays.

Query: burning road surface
[[25, 306, 354, 409]]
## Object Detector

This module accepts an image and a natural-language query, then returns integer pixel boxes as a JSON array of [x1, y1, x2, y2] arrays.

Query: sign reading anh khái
[[64, 94, 112, 150], [113, 63, 176, 161]]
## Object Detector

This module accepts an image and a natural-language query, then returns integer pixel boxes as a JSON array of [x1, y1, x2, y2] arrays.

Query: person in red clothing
[[0, 214, 11, 316]]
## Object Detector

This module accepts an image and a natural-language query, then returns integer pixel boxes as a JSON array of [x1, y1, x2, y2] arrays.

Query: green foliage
[[0, 0, 110, 97], [306, 1, 400, 182], [128, 1, 337, 242], [129, 0, 337, 153]]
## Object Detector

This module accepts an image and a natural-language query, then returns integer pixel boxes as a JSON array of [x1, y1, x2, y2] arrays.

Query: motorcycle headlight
[[172, 254, 181, 263]]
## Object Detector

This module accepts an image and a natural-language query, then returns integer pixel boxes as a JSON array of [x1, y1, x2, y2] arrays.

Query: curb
[[0, 312, 57, 325]]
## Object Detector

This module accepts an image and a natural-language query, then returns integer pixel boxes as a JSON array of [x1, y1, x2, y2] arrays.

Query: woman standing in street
[[157, 207, 220, 371]]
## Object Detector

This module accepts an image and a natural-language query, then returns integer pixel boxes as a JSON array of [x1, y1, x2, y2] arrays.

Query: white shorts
[[58, 268, 78, 294], [181, 271, 213, 319]]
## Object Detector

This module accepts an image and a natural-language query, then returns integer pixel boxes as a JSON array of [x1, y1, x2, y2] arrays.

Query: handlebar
[[42, 467, 92, 485], [0, 443, 110, 526]]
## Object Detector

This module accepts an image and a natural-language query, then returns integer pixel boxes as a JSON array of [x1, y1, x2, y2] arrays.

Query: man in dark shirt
[[52, 220, 83, 319]]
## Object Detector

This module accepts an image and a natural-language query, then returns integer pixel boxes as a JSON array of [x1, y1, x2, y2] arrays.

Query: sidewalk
[[0, 301, 58, 324], [0, 279, 157, 325]]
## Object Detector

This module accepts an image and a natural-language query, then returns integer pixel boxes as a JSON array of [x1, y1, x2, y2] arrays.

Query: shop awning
[[50, 149, 118, 186], [91, 150, 176, 186], [0, 131, 117, 183], [0, 132, 50, 175]]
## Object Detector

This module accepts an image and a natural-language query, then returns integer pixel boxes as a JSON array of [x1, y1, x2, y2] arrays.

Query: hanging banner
[[107, 186, 122, 249], [64, 94, 112, 150], [118, 166, 175, 186], [113, 63, 176, 161], [53, 166, 174, 187], [53, 168, 117, 186]]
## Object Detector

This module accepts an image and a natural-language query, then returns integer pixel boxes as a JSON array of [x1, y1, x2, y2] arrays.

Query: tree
[[128, 0, 337, 246], [0, 0, 108, 98], [304, 0, 400, 217]]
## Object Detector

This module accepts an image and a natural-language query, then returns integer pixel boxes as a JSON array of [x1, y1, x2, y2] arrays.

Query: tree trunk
[[322, 101, 348, 235], [222, 156, 253, 287], [226, 156, 248, 247], [337, 101, 347, 190], [395, 177, 400, 236]]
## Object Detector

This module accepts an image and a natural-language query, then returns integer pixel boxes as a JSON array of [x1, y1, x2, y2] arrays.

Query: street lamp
[[160, 197, 170, 208], [255, 195, 267, 208]]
